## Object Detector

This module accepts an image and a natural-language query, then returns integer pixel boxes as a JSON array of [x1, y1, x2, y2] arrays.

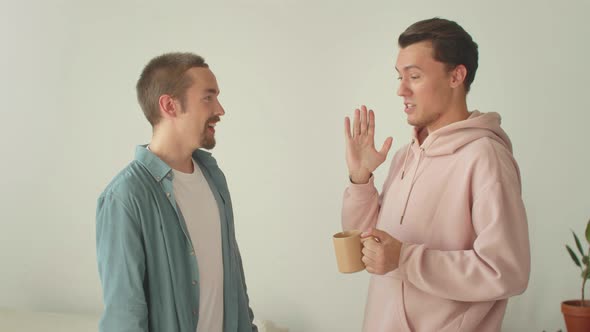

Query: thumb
[[379, 137, 393, 156], [361, 228, 391, 243]]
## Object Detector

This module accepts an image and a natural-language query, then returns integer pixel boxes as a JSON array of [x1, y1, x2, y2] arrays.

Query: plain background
[[1, 0, 589, 331]]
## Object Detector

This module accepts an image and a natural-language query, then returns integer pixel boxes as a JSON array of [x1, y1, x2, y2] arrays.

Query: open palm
[[344, 105, 393, 184]]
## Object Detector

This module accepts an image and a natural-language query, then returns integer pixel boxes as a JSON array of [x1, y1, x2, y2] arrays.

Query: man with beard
[[96, 52, 257, 332]]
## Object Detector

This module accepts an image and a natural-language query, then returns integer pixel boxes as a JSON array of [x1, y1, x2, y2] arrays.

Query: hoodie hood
[[396, 111, 514, 225], [415, 111, 513, 157]]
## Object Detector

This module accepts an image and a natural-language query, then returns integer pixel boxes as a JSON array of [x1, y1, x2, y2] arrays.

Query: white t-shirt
[[173, 159, 224, 332]]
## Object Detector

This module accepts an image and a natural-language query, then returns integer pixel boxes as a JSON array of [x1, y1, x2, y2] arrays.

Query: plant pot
[[562, 300, 590, 332]]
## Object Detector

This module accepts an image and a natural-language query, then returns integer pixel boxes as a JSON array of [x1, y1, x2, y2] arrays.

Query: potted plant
[[562, 218, 590, 331]]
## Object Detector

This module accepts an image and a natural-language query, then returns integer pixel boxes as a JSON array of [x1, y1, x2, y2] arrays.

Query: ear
[[449, 64, 467, 89], [158, 94, 180, 119]]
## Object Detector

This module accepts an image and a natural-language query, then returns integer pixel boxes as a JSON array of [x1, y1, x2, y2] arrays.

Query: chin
[[407, 113, 430, 128], [202, 140, 216, 150], [407, 116, 420, 127]]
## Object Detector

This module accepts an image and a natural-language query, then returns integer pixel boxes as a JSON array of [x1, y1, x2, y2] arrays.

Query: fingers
[[362, 228, 401, 275], [344, 117, 352, 141], [362, 237, 380, 252], [353, 108, 360, 137], [360, 106, 368, 136], [362, 247, 381, 275], [361, 253, 376, 267], [367, 109, 375, 137], [352, 106, 371, 138], [361, 236, 381, 263]]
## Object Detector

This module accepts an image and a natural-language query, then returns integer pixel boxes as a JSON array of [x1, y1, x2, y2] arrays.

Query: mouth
[[207, 121, 217, 133], [206, 116, 221, 134], [404, 103, 416, 114]]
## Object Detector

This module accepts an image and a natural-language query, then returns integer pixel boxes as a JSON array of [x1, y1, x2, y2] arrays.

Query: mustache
[[207, 116, 221, 124]]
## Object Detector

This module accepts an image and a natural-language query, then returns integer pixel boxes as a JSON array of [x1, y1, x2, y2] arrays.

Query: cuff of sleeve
[[347, 174, 378, 197], [387, 242, 412, 280]]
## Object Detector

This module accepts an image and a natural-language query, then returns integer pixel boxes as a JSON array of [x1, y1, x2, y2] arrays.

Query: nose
[[215, 100, 225, 116], [397, 80, 411, 97]]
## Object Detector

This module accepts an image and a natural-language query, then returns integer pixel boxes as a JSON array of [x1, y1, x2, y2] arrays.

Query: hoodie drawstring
[[401, 139, 414, 180], [400, 144, 424, 224]]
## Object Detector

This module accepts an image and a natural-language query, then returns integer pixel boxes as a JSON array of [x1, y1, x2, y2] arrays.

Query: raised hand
[[344, 105, 393, 184]]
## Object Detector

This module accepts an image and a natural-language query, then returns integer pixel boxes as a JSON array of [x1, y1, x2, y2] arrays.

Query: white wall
[[1, 0, 589, 331]]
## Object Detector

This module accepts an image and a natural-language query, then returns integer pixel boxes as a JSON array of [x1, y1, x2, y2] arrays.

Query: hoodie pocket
[[403, 281, 468, 332]]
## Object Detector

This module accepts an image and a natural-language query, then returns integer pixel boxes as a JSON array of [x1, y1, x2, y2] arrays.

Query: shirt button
[[190, 250, 195, 256], [155, 176, 161, 181], [192, 280, 197, 285], [192, 309, 197, 315], [166, 192, 171, 197]]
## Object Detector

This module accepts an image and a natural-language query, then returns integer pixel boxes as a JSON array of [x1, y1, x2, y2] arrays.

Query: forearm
[[398, 242, 529, 302], [341, 175, 380, 231]]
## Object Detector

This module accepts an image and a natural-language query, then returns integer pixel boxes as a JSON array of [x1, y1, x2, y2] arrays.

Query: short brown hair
[[136, 52, 208, 126], [398, 18, 479, 92]]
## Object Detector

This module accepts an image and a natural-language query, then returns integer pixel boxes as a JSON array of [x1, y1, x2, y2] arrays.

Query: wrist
[[349, 171, 372, 184]]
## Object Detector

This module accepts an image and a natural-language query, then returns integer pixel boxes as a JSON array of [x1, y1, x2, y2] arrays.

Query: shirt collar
[[135, 145, 172, 182]]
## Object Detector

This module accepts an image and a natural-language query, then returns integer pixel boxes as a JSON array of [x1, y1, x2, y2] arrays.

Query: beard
[[200, 116, 220, 150], [201, 134, 216, 150]]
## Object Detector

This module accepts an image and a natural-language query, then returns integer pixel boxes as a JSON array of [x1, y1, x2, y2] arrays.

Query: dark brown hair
[[136, 52, 208, 126], [399, 18, 479, 92]]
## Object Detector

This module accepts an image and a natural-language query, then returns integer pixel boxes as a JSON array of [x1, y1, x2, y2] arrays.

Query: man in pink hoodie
[[342, 18, 530, 332]]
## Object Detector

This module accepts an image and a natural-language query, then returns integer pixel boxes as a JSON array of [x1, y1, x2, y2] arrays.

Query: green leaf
[[567, 245, 582, 267], [584, 256, 590, 265], [574, 230, 585, 257], [586, 218, 590, 245]]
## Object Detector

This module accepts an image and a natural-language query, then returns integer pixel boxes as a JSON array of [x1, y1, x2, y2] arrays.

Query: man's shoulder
[[460, 136, 514, 163], [99, 160, 154, 204], [459, 136, 521, 185]]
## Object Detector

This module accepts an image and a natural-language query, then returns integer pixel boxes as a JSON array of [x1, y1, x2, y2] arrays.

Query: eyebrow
[[395, 65, 422, 72], [204, 88, 219, 94]]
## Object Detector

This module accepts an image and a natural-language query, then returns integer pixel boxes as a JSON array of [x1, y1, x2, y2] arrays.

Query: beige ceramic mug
[[333, 230, 365, 273]]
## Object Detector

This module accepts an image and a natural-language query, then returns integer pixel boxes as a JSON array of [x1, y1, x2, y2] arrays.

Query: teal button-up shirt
[[96, 146, 257, 332]]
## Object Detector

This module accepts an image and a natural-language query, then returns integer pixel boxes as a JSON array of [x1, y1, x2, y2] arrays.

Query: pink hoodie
[[342, 111, 530, 332]]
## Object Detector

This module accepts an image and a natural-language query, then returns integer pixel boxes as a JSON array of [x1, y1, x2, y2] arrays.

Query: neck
[[426, 99, 470, 134], [149, 129, 196, 173]]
